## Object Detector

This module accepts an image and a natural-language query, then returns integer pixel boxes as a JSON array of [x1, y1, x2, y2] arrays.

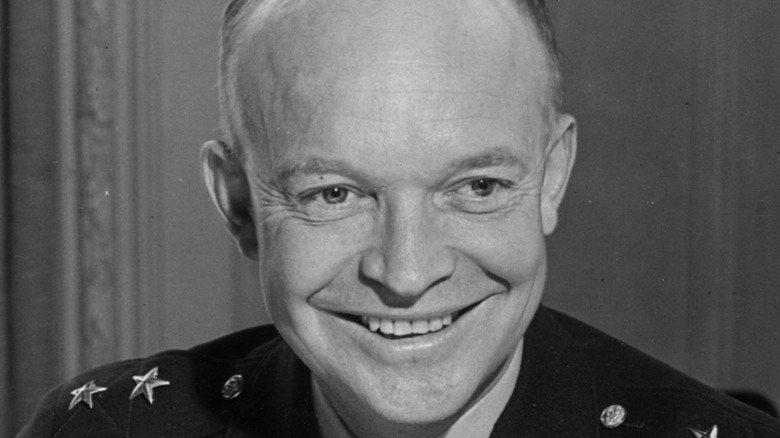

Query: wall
[[154, 0, 266, 354], [2, 1, 266, 433], [545, 0, 780, 401]]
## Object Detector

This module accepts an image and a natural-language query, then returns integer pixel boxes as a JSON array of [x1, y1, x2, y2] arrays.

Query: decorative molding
[[75, 0, 119, 370], [57, 0, 79, 379], [58, 0, 164, 373], [132, 0, 165, 357], [9, 1, 64, 428]]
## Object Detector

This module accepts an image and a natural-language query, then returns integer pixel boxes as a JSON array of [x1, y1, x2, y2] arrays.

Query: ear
[[201, 140, 259, 260], [540, 114, 577, 235]]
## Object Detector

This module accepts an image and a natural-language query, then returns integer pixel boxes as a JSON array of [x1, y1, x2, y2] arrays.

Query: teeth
[[411, 320, 429, 334], [380, 318, 393, 334], [364, 312, 458, 337], [393, 320, 412, 336]]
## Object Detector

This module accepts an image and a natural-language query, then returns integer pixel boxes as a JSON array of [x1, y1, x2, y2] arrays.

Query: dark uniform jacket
[[18, 306, 780, 437]]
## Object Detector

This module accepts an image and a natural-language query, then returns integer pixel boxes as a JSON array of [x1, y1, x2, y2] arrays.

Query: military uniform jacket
[[18, 306, 780, 437]]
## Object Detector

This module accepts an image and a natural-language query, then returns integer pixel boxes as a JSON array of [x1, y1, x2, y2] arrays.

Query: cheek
[[257, 215, 372, 314], [450, 208, 546, 283]]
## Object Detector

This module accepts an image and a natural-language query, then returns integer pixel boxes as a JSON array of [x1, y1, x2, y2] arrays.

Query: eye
[[452, 177, 508, 199], [293, 182, 374, 221], [470, 178, 498, 197], [302, 185, 358, 205], [320, 186, 350, 204], [298, 184, 370, 212], [445, 177, 516, 213]]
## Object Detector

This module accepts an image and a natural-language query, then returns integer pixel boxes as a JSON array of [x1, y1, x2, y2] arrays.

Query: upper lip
[[316, 296, 491, 321]]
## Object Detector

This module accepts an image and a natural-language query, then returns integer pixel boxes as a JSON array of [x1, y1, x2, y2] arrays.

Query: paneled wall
[[48, 0, 267, 369], [1, 1, 264, 433], [2, 1, 779, 435], [4, 1, 65, 435]]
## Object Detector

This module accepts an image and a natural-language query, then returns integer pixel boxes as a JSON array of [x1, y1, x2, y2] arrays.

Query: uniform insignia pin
[[600, 404, 627, 428], [688, 424, 719, 438], [130, 366, 170, 404], [69, 380, 107, 410], [222, 374, 244, 399]]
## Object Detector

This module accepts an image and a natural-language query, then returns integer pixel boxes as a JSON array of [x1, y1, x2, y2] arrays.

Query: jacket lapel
[[225, 338, 321, 438], [491, 306, 599, 438]]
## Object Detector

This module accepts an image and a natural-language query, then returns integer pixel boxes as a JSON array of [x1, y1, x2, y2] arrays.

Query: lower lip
[[329, 296, 495, 366]]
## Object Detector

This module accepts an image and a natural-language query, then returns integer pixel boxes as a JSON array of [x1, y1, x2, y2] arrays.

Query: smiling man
[[200, 0, 572, 435], [202, 0, 577, 434], [18, 1, 780, 437], [205, 0, 573, 433]]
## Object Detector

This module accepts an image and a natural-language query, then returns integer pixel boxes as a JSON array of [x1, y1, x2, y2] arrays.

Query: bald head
[[218, 0, 561, 161]]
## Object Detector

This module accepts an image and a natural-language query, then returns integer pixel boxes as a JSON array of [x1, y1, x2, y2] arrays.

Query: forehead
[[233, 0, 553, 169]]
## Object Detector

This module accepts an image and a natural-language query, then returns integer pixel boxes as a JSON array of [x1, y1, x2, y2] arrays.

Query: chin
[[327, 350, 503, 432], [328, 376, 470, 433]]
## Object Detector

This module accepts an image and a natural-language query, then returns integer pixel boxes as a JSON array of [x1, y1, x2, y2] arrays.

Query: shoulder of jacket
[[543, 308, 780, 437], [17, 324, 283, 438]]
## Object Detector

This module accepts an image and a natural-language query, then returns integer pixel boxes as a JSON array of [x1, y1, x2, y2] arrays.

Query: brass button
[[221, 375, 244, 400], [600, 404, 626, 428]]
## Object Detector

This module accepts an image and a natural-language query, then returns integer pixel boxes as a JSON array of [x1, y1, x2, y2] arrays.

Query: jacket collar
[[491, 306, 599, 438], [225, 336, 321, 438], [225, 306, 598, 438]]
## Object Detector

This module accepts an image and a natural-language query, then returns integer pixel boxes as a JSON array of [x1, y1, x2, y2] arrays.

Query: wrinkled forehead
[[232, 0, 554, 156]]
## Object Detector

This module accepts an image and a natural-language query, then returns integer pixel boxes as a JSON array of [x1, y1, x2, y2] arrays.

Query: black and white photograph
[[2, 1, 780, 436]]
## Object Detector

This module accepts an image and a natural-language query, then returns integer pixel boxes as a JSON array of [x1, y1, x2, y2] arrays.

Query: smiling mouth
[[341, 301, 481, 340]]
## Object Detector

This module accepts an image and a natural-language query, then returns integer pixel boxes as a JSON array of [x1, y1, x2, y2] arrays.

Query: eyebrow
[[272, 147, 528, 184], [449, 148, 525, 174], [272, 157, 357, 184]]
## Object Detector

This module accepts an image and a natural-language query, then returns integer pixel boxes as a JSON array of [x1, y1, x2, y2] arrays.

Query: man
[[18, 0, 780, 437]]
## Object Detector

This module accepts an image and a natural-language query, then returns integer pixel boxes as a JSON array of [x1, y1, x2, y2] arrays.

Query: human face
[[232, 0, 569, 432]]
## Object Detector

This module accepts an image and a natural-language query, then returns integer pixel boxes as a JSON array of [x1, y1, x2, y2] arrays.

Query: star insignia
[[129, 367, 170, 404], [688, 424, 719, 438], [69, 380, 107, 410]]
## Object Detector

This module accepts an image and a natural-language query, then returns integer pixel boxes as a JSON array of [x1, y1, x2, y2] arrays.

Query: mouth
[[339, 301, 482, 340]]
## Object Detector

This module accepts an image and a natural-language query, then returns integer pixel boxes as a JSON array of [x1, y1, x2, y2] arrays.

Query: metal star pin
[[69, 380, 107, 410], [688, 424, 719, 438], [130, 366, 170, 404]]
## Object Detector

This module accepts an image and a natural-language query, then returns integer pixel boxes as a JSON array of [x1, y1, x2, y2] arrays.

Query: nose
[[360, 195, 456, 305]]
